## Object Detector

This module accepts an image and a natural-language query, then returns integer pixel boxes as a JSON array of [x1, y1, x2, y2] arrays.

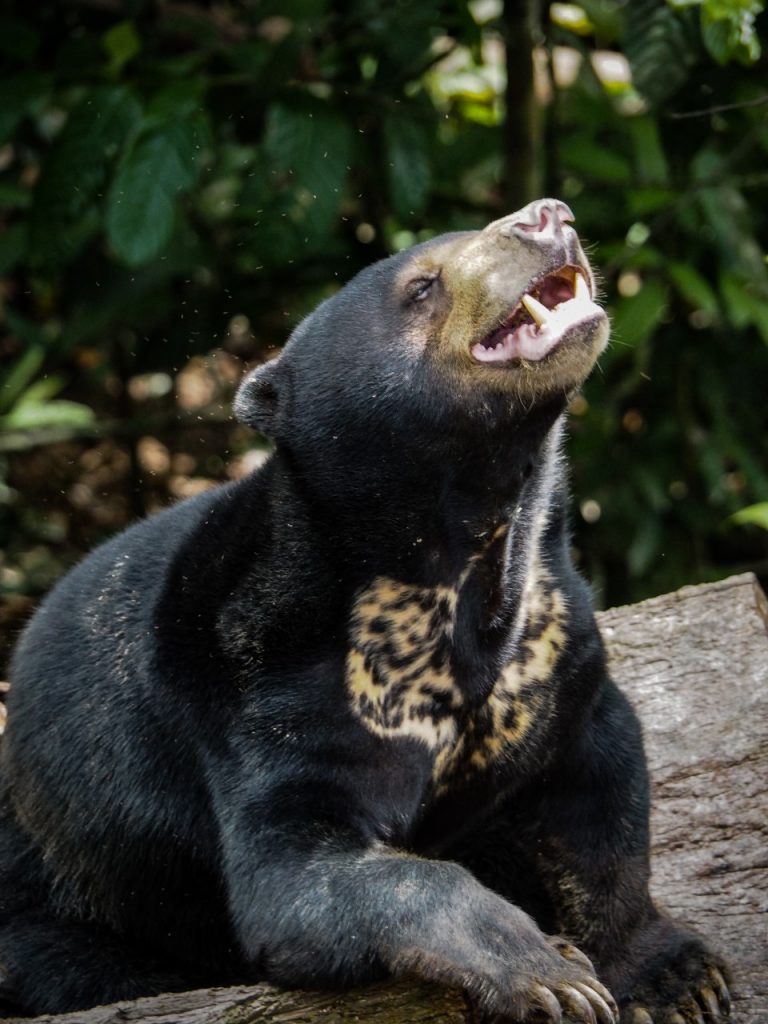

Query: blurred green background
[[1, 0, 767, 671]]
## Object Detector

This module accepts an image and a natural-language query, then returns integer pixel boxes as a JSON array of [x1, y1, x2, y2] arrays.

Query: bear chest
[[345, 561, 568, 793]]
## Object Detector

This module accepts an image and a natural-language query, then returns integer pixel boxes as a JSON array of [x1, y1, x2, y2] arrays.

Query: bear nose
[[494, 199, 575, 242]]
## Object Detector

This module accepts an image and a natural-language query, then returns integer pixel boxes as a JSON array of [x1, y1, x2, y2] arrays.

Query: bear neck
[[268, 407, 565, 628]]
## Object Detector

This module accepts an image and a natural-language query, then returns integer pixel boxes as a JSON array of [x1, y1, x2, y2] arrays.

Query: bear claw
[[698, 986, 719, 1017], [707, 969, 731, 1014], [688, 967, 731, 1021], [532, 982, 564, 1021], [629, 1009, 654, 1024], [528, 979, 618, 1024], [587, 978, 618, 1015], [557, 984, 597, 1023], [572, 980, 618, 1024], [624, 975, 732, 1024]]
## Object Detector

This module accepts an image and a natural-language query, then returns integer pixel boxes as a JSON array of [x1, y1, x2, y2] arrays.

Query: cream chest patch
[[346, 578, 462, 751], [345, 555, 568, 786]]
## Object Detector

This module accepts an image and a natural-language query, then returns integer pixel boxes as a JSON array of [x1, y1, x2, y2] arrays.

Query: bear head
[[234, 199, 608, 552]]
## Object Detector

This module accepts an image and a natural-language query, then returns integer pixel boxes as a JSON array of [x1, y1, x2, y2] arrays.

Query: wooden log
[[599, 572, 768, 1024], [4, 573, 766, 1024], [0, 981, 473, 1024]]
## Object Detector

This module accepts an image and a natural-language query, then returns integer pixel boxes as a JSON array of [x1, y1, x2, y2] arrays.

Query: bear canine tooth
[[521, 292, 551, 325], [575, 271, 590, 301]]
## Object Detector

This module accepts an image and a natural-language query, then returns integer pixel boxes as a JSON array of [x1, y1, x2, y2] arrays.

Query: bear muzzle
[[462, 198, 607, 367]]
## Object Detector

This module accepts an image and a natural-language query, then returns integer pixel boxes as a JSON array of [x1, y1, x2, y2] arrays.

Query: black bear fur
[[0, 201, 730, 1022]]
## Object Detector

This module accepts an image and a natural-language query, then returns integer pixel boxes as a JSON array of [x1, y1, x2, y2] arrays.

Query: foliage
[[0, 0, 767, 656], [549, 0, 768, 601]]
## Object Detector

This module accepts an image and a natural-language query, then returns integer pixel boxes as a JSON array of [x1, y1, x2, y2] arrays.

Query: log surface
[[599, 572, 768, 1023], [5, 573, 767, 1024]]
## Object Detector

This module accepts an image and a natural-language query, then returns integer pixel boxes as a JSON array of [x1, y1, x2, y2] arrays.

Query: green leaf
[[576, 0, 623, 38], [0, 347, 47, 416], [106, 120, 204, 266], [693, 149, 768, 294], [728, 502, 768, 530], [0, 182, 33, 210], [624, 0, 700, 106], [14, 376, 64, 406], [144, 51, 208, 79], [559, 137, 632, 183], [626, 187, 677, 217], [719, 274, 768, 344], [609, 279, 669, 348], [142, 81, 208, 131], [383, 114, 432, 219], [223, 38, 281, 79], [701, 0, 763, 65], [264, 100, 352, 239], [668, 262, 719, 316], [1, 399, 95, 431], [103, 20, 141, 75], [0, 311, 47, 414], [719, 272, 752, 329], [30, 86, 142, 266], [627, 116, 669, 185]]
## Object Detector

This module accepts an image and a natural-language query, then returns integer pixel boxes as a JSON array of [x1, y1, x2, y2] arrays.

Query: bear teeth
[[521, 293, 550, 326], [470, 268, 601, 365], [574, 271, 590, 301]]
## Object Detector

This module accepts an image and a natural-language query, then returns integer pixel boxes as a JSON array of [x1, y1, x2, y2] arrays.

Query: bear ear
[[234, 358, 288, 438]]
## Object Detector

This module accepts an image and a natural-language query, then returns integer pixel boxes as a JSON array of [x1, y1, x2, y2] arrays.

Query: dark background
[[1, 0, 767, 672]]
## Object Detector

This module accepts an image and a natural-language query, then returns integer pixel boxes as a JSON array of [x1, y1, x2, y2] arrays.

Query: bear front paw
[[476, 938, 618, 1023], [606, 920, 731, 1024], [482, 974, 618, 1024], [623, 963, 730, 1022]]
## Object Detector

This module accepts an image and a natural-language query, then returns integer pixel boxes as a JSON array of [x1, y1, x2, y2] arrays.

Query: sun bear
[[0, 200, 730, 1022]]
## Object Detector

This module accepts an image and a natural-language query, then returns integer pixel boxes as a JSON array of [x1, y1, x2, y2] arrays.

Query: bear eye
[[407, 273, 440, 304]]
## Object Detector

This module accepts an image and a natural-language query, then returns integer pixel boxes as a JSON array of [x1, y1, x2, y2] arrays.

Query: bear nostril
[[500, 199, 574, 242], [515, 213, 548, 235]]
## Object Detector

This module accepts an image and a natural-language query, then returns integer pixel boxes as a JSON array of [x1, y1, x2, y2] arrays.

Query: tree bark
[[503, 0, 544, 208], [4, 573, 766, 1024]]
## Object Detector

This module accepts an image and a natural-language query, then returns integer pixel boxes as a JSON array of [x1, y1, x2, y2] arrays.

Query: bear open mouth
[[471, 266, 602, 364]]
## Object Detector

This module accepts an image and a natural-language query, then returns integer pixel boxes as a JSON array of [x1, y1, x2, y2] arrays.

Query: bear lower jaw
[[471, 266, 606, 365]]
